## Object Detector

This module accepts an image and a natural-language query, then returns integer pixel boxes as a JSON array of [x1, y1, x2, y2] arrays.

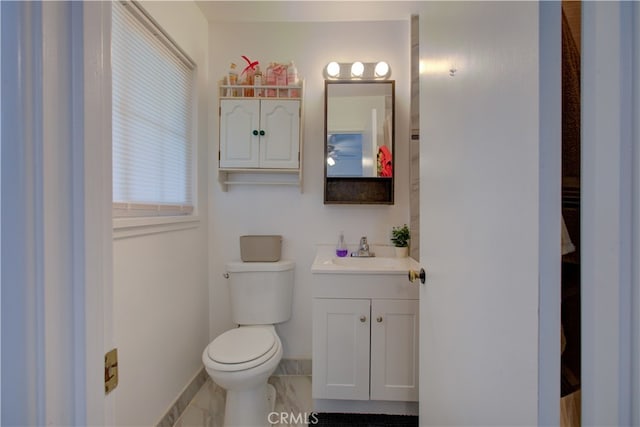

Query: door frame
[[1, 2, 113, 424], [81, 2, 114, 425], [581, 2, 638, 424]]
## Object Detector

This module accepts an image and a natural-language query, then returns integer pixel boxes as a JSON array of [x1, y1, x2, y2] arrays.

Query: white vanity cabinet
[[312, 297, 419, 402], [219, 99, 300, 169], [311, 245, 421, 414]]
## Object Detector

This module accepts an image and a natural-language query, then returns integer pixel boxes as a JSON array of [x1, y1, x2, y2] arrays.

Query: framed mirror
[[324, 80, 395, 204]]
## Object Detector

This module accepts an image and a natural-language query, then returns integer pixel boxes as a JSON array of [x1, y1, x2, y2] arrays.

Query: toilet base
[[223, 383, 276, 426]]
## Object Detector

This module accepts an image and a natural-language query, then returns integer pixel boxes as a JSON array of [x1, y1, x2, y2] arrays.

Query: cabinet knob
[[376, 316, 383, 323], [259, 130, 265, 136], [359, 315, 367, 323], [252, 130, 258, 136]]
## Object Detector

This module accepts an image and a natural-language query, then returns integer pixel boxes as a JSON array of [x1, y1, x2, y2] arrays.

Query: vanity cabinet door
[[312, 298, 371, 400], [370, 299, 419, 402]]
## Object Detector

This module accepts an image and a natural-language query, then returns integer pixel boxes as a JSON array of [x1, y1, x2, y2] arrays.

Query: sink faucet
[[352, 236, 375, 257]]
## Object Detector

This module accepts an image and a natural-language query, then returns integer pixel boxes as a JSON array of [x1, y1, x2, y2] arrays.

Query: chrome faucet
[[352, 236, 375, 257]]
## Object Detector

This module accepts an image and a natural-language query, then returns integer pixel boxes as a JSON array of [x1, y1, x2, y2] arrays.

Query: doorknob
[[408, 268, 426, 284]]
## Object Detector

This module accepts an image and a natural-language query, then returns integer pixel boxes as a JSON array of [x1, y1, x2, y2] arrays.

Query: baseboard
[[156, 367, 208, 427]]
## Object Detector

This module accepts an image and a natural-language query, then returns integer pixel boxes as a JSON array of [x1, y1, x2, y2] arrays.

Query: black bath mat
[[313, 412, 418, 427]]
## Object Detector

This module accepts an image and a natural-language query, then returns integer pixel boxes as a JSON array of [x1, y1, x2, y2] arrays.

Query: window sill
[[113, 215, 200, 240]]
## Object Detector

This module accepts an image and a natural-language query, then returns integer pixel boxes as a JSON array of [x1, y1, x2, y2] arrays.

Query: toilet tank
[[225, 260, 295, 325]]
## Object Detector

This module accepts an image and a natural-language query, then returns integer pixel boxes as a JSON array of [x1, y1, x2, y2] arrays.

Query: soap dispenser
[[336, 232, 348, 257]]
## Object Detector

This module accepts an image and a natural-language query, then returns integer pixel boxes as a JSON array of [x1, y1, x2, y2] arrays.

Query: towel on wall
[[377, 145, 393, 177]]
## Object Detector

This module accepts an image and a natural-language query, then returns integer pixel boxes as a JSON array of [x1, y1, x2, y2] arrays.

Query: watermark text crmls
[[268, 411, 319, 425]]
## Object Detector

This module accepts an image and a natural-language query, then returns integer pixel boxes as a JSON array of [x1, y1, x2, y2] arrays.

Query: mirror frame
[[323, 80, 395, 205]]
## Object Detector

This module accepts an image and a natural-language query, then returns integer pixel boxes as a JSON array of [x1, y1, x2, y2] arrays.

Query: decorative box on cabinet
[[312, 298, 419, 402], [217, 83, 304, 191]]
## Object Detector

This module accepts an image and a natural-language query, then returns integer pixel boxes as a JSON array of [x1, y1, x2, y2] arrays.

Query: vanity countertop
[[311, 244, 420, 275]]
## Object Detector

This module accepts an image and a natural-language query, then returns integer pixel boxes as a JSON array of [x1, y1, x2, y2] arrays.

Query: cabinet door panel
[[370, 299, 419, 401], [312, 298, 370, 400], [220, 100, 260, 168], [260, 100, 300, 169]]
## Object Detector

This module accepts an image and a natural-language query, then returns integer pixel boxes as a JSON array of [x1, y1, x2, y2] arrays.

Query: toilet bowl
[[202, 325, 282, 426], [202, 260, 294, 427]]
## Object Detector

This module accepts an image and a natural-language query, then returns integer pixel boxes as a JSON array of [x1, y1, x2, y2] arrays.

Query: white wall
[[208, 20, 411, 357], [112, 2, 209, 426]]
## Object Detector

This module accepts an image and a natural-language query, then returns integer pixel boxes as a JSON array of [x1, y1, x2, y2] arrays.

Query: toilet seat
[[205, 327, 279, 372]]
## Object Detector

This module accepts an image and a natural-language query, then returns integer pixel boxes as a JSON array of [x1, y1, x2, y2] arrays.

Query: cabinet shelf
[[217, 169, 303, 192]]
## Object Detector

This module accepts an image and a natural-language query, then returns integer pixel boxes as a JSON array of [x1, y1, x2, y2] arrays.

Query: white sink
[[311, 245, 420, 275]]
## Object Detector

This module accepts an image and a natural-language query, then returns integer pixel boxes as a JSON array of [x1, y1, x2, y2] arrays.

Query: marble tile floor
[[173, 375, 313, 427]]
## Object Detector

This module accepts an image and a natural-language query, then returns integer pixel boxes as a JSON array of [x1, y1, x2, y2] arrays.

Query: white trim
[[537, 2, 562, 424], [632, 2, 640, 424], [0, 0, 3, 420], [581, 2, 635, 425], [1, 2, 44, 424], [113, 215, 200, 240], [81, 2, 112, 425]]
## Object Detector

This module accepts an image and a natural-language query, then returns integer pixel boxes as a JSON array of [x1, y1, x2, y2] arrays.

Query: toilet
[[202, 260, 294, 427]]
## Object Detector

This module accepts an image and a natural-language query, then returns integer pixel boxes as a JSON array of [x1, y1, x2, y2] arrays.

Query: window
[[112, 1, 195, 218]]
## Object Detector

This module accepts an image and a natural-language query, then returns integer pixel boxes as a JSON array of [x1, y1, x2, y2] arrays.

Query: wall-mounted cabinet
[[217, 84, 303, 191]]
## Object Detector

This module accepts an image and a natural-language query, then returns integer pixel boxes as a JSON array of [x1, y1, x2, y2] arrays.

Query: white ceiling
[[195, 1, 420, 23]]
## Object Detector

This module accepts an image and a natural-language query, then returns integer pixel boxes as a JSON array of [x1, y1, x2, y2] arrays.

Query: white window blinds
[[112, 1, 195, 217]]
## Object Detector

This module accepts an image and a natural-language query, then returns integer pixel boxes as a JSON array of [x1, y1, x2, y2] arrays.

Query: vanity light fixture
[[324, 61, 391, 80]]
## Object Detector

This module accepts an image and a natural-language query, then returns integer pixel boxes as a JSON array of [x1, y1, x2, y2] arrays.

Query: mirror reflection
[[324, 80, 395, 205], [326, 82, 394, 178]]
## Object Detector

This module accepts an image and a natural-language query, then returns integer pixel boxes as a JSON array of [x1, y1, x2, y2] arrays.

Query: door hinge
[[104, 348, 119, 394], [218, 151, 221, 161]]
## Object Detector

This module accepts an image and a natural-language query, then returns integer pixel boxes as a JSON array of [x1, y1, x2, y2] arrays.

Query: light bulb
[[326, 62, 340, 78], [351, 61, 364, 78], [374, 61, 390, 78]]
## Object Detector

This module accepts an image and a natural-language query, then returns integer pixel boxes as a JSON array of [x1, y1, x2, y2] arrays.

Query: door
[[370, 299, 419, 402], [312, 298, 370, 400], [259, 100, 300, 169], [418, 2, 542, 424], [219, 99, 260, 168]]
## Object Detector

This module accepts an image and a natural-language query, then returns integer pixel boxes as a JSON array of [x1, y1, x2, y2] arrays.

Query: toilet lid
[[207, 327, 276, 365]]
